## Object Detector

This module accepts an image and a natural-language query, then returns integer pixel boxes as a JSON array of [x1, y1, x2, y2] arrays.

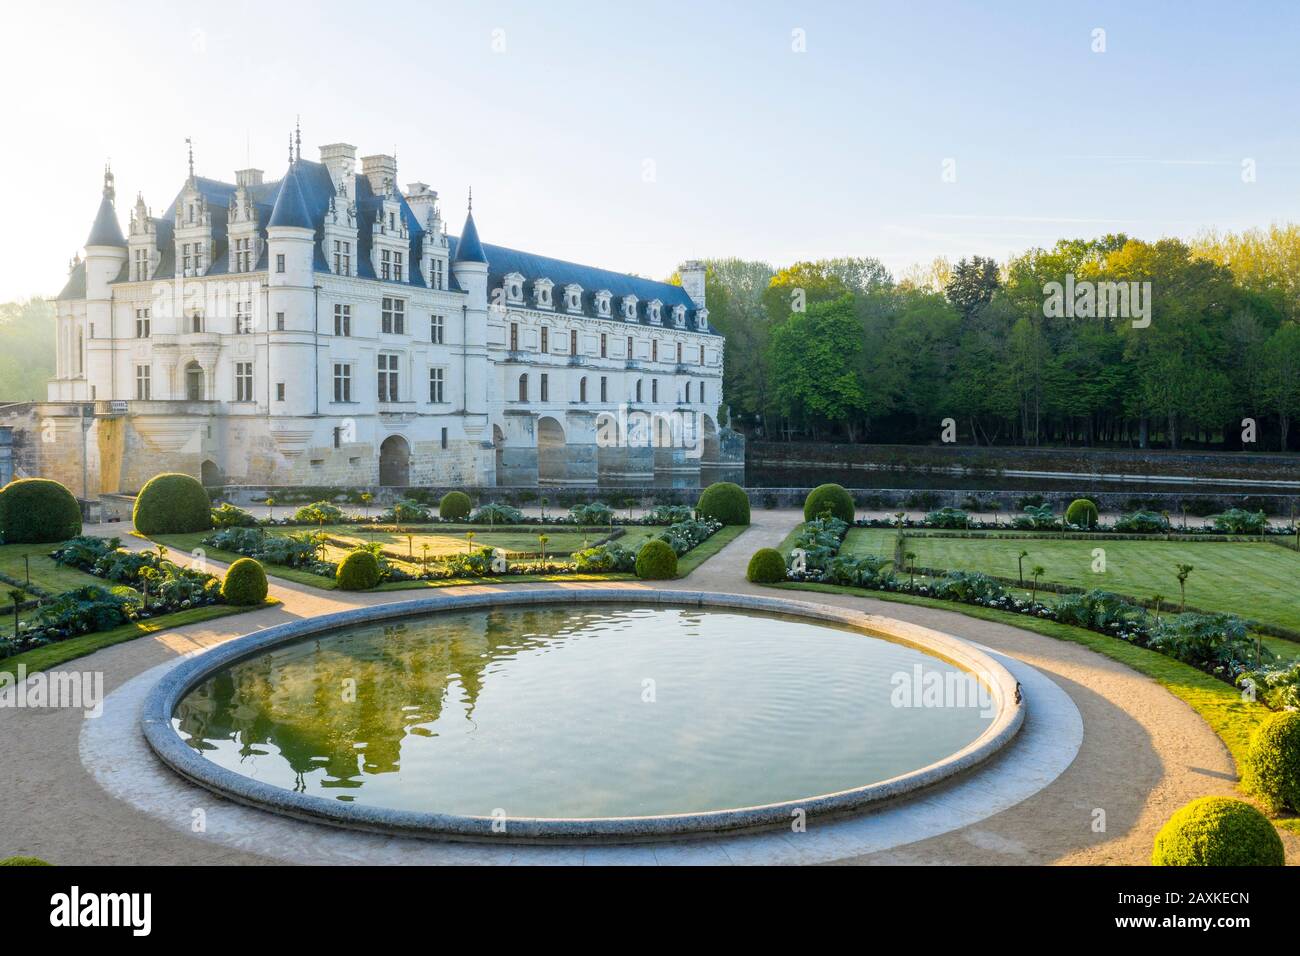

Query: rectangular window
[[276, 383, 286, 401], [333, 239, 351, 275], [333, 363, 352, 403], [381, 297, 405, 334], [394, 251, 404, 281], [699, 344, 705, 364], [381, 249, 391, 280], [652, 340, 658, 362], [378, 353, 399, 402], [570, 330, 578, 354], [651, 379, 658, 403], [579, 378, 587, 402], [276, 312, 285, 331], [540, 373, 549, 402], [440, 427, 448, 450], [429, 367, 445, 403], [234, 237, 252, 273], [600, 376, 607, 402], [235, 362, 254, 402], [430, 314, 444, 344], [509, 323, 519, 351], [432, 259, 444, 290], [334, 304, 351, 337], [182, 243, 192, 273], [600, 333, 607, 357], [676, 342, 682, 364], [276, 253, 285, 274], [235, 301, 253, 334], [540, 326, 549, 353], [135, 365, 150, 400], [134, 248, 149, 281], [700, 381, 706, 405], [135, 308, 150, 339], [627, 335, 634, 359]]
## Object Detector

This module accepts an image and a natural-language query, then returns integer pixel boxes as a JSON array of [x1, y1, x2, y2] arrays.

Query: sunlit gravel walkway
[[2, 509, 1294, 865]]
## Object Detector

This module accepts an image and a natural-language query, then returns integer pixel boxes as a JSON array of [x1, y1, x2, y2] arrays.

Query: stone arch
[[536, 415, 566, 485], [379, 434, 411, 487], [200, 459, 223, 487]]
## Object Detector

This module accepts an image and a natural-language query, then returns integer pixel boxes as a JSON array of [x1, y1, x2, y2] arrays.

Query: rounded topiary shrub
[[440, 491, 473, 521], [0, 856, 51, 866], [804, 483, 855, 523], [1242, 711, 1300, 813], [1151, 797, 1284, 866], [0, 478, 81, 543], [221, 558, 268, 606], [1065, 498, 1100, 529], [133, 473, 212, 535], [635, 539, 678, 579], [746, 547, 787, 584], [336, 549, 381, 590], [696, 481, 750, 526]]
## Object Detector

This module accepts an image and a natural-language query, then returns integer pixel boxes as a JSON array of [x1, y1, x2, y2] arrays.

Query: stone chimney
[[361, 153, 398, 195], [235, 168, 264, 187], [679, 259, 707, 309], [319, 143, 357, 200]]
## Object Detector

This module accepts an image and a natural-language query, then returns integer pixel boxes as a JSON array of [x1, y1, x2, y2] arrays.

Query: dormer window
[[504, 273, 525, 303], [672, 305, 686, 328], [565, 284, 583, 313], [595, 290, 612, 317], [648, 299, 662, 324], [534, 279, 554, 309], [622, 295, 638, 321], [697, 308, 709, 332]]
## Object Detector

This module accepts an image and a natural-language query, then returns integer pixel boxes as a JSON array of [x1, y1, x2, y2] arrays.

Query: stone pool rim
[[140, 588, 1025, 843]]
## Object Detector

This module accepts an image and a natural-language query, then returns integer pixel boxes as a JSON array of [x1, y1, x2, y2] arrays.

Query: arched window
[[635, 379, 642, 403], [518, 373, 528, 402], [685, 381, 691, 403], [651, 379, 658, 403], [579, 377, 588, 403]]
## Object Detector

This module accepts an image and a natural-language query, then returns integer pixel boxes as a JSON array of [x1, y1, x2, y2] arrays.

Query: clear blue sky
[[3, 0, 1298, 300]]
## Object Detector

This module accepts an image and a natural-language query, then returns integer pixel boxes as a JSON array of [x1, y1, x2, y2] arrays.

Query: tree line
[[698, 226, 1300, 451]]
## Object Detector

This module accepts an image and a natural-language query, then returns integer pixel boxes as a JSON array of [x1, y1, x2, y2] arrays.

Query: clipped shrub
[[1151, 797, 1284, 866], [635, 538, 678, 579], [221, 557, 268, 606], [924, 507, 969, 529], [210, 503, 257, 529], [1211, 508, 1268, 535], [746, 547, 787, 583], [1241, 711, 1300, 813], [696, 481, 750, 525], [570, 501, 614, 525], [0, 478, 82, 544], [0, 856, 51, 866], [1113, 510, 1170, 534], [1065, 498, 1100, 529], [439, 491, 473, 520], [804, 483, 854, 523], [336, 549, 381, 590], [293, 500, 343, 524], [133, 473, 211, 535], [471, 502, 525, 524], [384, 498, 432, 523]]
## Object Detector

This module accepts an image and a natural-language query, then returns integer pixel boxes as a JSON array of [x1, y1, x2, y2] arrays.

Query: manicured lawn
[[0, 600, 276, 679], [0, 542, 115, 596], [842, 528, 1300, 635]]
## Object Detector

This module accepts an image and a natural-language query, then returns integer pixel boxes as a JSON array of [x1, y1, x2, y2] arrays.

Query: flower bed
[[854, 505, 1293, 537]]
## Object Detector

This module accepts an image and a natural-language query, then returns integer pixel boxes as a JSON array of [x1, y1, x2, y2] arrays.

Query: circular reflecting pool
[[171, 603, 997, 821]]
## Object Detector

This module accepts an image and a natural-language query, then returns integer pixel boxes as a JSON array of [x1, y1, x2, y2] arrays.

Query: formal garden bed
[[142, 477, 753, 591]]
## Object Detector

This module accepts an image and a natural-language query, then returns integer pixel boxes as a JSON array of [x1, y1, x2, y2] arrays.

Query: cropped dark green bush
[[1065, 498, 1099, 528], [570, 501, 614, 525], [1242, 711, 1300, 813], [924, 507, 969, 529], [746, 548, 787, 583], [696, 482, 750, 525], [1113, 510, 1170, 534], [1211, 508, 1268, 535], [804, 483, 854, 523], [0, 856, 51, 866], [384, 498, 432, 523], [221, 558, 268, 606], [472, 502, 524, 524], [0, 477, 81, 543], [439, 491, 473, 520], [336, 549, 381, 590], [1151, 797, 1284, 866], [635, 538, 678, 579], [133, 473, 212, 535]]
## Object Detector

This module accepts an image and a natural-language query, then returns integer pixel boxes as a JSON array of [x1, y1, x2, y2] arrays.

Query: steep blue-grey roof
[[267, 163, 314, 229], [57, 261, 86, 300], [453, 210, 486, 264], [86, 194, 126, 247]]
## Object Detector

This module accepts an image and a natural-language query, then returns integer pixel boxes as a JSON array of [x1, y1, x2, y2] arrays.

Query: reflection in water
[[174, 606, 993, 818]]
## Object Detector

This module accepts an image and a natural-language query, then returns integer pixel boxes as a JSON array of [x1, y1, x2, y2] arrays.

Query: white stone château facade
[[42, 136, 729, 493]]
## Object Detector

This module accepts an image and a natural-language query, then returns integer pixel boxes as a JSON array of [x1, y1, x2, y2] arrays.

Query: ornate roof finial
[[103, 161, 115, 201], [185, 137, 194, 179], [467, 186, 473, 212], [295, 115, 302, 161], [288, 131, 294, 165]]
